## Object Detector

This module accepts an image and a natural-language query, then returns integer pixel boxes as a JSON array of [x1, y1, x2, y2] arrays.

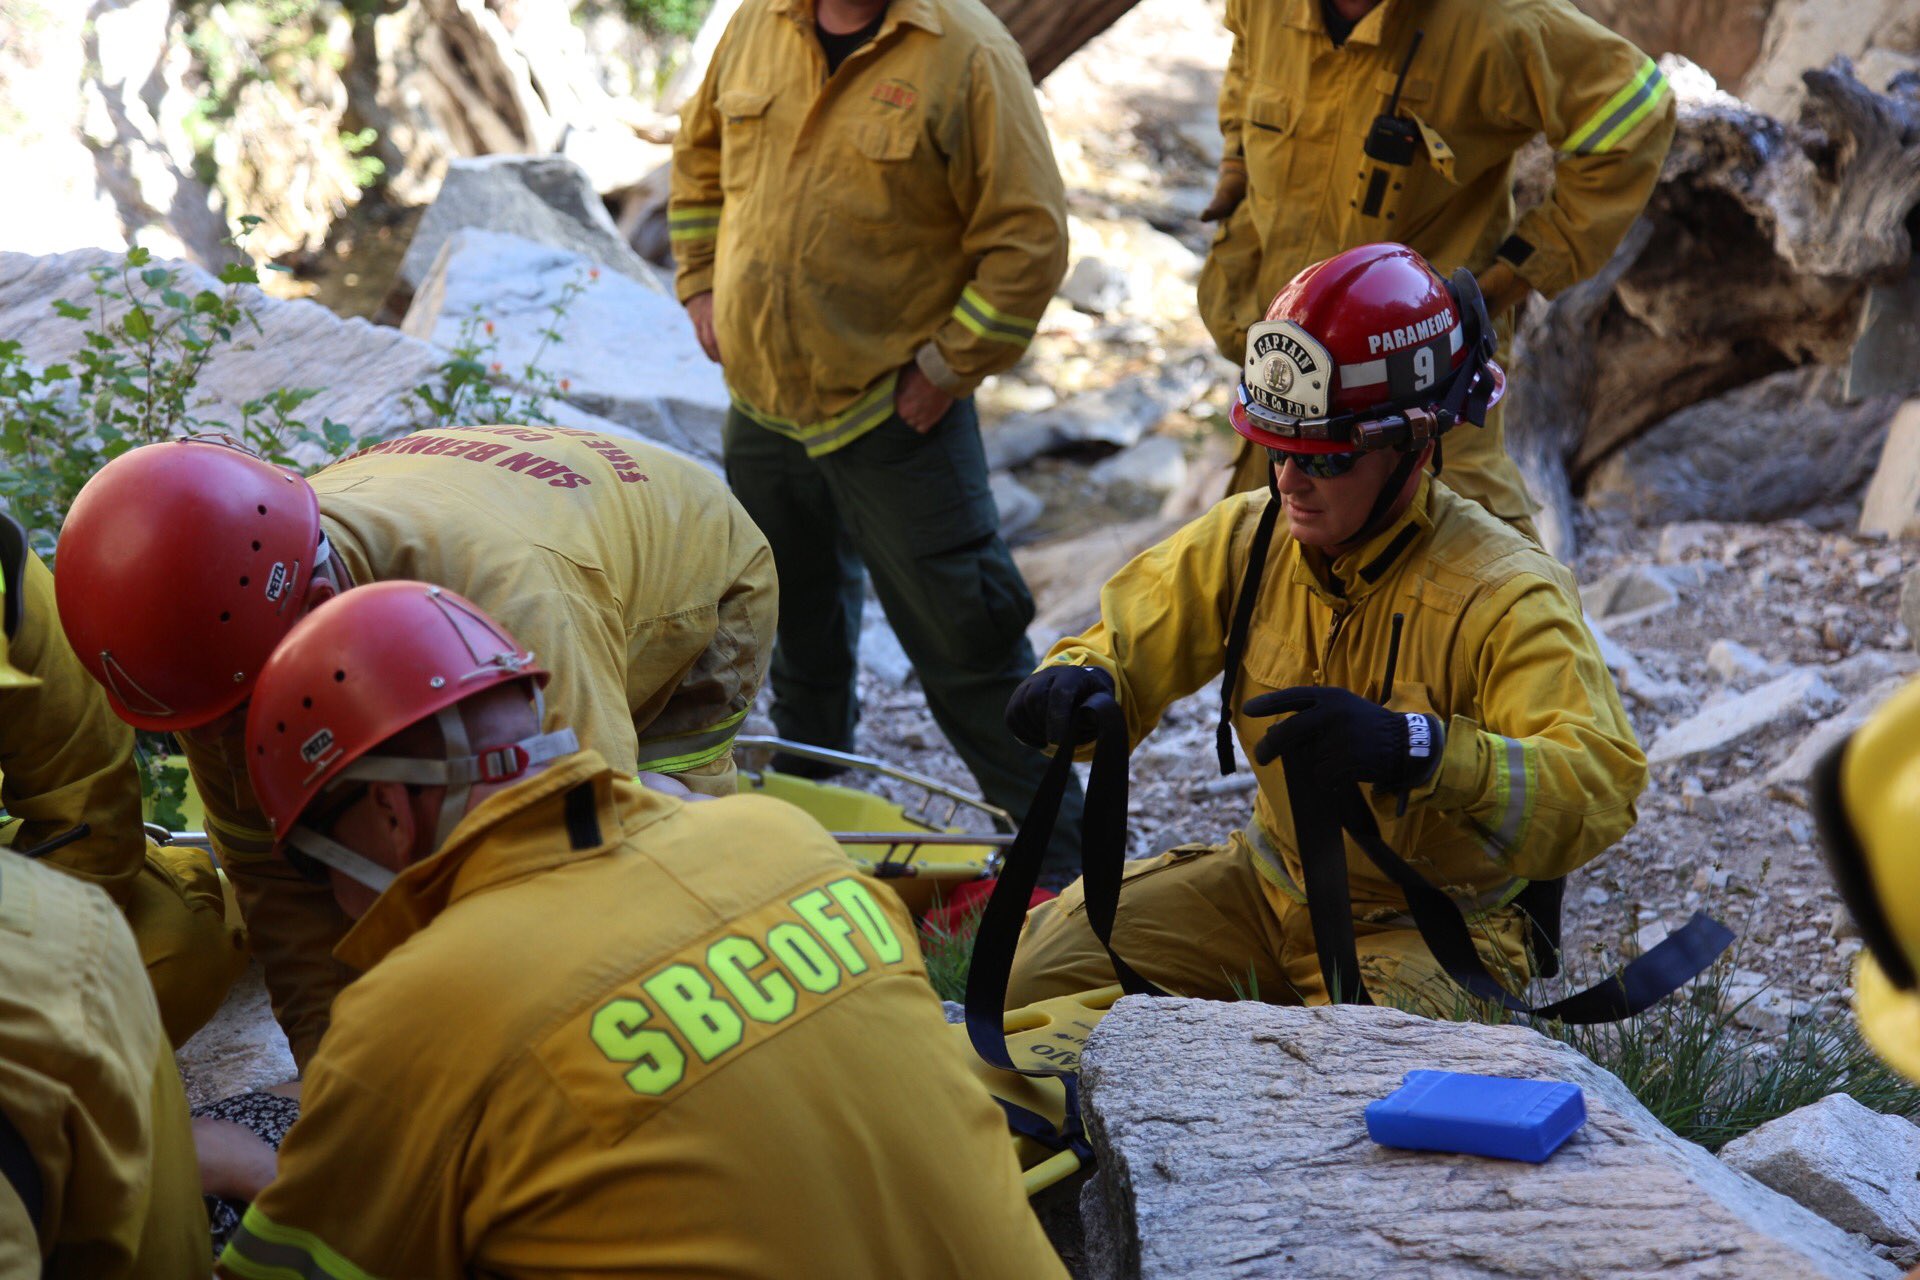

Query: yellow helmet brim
[[1854, 951, 1920, 1084]]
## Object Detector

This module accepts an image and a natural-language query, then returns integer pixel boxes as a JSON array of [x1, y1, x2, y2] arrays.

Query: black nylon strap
[[965, 695, 1161, 1158], [1282, 755, 1732, 1024], [1217, 497, 1283, 775], [0, 1103, 44, 1249], [1284, 752, 1369, 1006]]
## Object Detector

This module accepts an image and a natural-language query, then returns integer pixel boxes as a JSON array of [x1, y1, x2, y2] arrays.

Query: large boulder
[[0, 248, 679, 493], [395, 155, 667, 299], [401, 229, 726, 463], [1721, 1093, 1920, 1268], [1077, 999, 1897, 1279]]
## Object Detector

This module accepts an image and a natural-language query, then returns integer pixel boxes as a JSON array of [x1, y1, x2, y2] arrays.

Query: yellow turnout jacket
[[183, 424, 777, 1067], [1206, 0, 1675, 520], [219, 753, 1065, 1280], [1044, 477, 1645, 917], [1, 548, 147, 904], [671, 0, 1067, 454], [0, 852, 205, 1278]]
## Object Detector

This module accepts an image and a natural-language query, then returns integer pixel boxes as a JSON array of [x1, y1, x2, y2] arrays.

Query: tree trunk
[[979, 0, 1145, 81]]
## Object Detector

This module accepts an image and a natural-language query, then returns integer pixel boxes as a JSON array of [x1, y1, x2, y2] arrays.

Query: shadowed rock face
[[1076, 999, 1898, 1280]]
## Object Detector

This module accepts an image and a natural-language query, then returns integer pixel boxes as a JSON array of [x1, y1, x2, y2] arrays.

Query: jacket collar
[[1283, 0, 1402, 47], [1287, 475, 1433, 605], [336, 750, 658, 972], [773, 0, 944, 39]]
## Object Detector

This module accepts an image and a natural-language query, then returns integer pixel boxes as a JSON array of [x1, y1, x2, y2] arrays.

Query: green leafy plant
[[411, 267, 595, 429], [0, 223, 359, 553], [137, 746, 192, 833]]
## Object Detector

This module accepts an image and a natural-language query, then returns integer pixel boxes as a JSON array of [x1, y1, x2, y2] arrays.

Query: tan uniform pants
[[125, 843, 249, 1047], [1005, 833, 1531, 1017]]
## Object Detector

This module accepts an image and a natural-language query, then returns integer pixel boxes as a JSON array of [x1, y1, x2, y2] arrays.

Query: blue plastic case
[[1365, 1070, 1586, 1163]]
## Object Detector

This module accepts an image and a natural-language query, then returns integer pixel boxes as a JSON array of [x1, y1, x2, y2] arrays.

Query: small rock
[[859, 610, 915, 688], [1722, 1094, 1920, 1270], [1694, 866, 1733, 894], [1789, 815, 1815, 846], [1059, 255, 1131, 316], [1681, 775, 1722, 819], [1580, 885, 1612, 908], [990, 471, 1044, 540], [1658, 522, 1721, 562], [1859, 399, 1920, 540], [1088, 435, 1189, 495], [1581, 564, 1681, 625], [1634, 920, 1670, 953], [1832, 904, 1863, 942], [1649, 670, 1843, 765], [1708, 639, 1775, 683], [1901, 567, 1920, 656]]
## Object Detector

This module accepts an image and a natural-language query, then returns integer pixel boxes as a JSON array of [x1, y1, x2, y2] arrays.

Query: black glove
[[1006, 664, 1116, 749], [1244, 685, 1444, 791]]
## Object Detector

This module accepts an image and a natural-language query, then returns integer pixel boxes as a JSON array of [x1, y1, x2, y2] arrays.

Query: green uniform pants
[[724, 402, 1084, 879]]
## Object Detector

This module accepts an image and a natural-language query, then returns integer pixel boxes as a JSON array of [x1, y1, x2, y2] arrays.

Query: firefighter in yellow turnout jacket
[[671, 0, 1089, 881], [1006, 247, 1644, 1010], [0, 512, 245, 1046], [56, 428, 776, 1069], [216, 582, 1063, 1280], [1203, 0, 1676, 526], [0, 547, 208, 1278]]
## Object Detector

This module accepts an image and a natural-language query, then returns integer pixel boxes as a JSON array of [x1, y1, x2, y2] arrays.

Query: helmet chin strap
[[283, 685, 578, 893]]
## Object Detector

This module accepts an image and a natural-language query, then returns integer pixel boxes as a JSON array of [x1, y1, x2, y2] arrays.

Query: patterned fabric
[[194, 1091, 302, 1261]]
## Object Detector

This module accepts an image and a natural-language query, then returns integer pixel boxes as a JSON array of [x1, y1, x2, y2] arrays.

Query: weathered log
[[979, 0, 1144, 82], [1505, 56, 1920, 554]]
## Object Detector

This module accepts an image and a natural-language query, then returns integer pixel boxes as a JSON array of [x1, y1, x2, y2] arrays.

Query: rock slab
[[396, 155, 667, 296], [0, 248, 688, 495], [1860, 399, 1920, 539], [1077, 999, 1897, 1280], [401, 228, 725, 462], [1648, 668, 1841, 764], [1721, 1093, 1920, 1268]]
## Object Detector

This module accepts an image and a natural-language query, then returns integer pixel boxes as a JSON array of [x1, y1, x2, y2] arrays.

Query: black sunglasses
[[1268, 446, 1364, 480]]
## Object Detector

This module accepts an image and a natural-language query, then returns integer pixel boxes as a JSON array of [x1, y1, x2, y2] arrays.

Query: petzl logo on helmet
[[1244, 320, 1331, 422], [265, 562, 290, 603], [300, 727, 336, 766]]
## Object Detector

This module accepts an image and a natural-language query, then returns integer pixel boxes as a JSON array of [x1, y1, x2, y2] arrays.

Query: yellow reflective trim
[[958, 285, 1038, 335], [729, 375, 900, 457], [1562, 57, 1660, 155], [668, 204, 723, 222], [669, 225, 719, 242], [635, 707, 749, 774], [223, 1206, 384, 1280], [1590, 69, 1670, 153]]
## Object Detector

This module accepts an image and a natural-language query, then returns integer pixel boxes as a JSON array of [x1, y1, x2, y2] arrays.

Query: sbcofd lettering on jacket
[[544, 875, 914, 1139]]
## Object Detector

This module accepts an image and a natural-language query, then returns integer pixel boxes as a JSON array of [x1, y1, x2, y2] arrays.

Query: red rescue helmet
[[246, 581, 575, 892], [55, 437, 323, 730], [1229, 243, 1505, 455]]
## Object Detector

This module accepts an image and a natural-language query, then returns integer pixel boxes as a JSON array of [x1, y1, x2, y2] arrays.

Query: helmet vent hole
[[333, 670, 345, 683], [302, 697, 312, 709], [276, 721, 286, 733], [239, 576, 250, 588], [257, 504, 267, 515], [219, 611, 231, 623], [252, 540, 261, 552]]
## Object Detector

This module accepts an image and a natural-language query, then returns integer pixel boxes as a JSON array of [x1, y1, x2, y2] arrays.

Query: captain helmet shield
[[1244, 319, 1333, 424]]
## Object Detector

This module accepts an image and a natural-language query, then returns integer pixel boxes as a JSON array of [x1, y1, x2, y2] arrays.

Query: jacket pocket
[[840, 117, 920, 224], [1242, 90, 1318, 254], [718, 88, 774, 196]]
